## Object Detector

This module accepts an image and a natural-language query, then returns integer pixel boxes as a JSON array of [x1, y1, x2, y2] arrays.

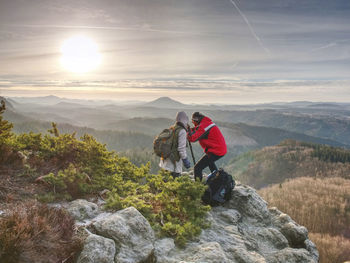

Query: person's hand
[[182, 158, 191, 169]]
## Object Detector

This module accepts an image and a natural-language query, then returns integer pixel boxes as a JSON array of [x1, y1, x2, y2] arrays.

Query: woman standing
[[159, 111, 191, 178]]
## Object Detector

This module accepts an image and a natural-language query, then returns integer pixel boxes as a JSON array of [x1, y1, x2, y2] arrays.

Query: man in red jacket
[[187, 112, 227, 182]]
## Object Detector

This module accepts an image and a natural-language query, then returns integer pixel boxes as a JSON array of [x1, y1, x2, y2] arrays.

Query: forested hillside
[[259, 178, 350, 263], [228, 139, 350, 189], [204, 109, 350, 145]]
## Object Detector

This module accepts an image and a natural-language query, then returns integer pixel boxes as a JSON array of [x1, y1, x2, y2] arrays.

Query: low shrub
[[105, 171, 211, 247], [0, 201, 82, 263]]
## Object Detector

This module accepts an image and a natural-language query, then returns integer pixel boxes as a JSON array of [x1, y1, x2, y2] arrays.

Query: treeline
[[229, 139, 350, 189], [209, 109, 350, 146], [312, 144, 350, 163], [281, 140, 350, 163], [219, 122, 345, 148]]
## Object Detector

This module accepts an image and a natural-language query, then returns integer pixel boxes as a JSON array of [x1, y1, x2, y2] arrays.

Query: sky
[[0, 0, 349, 104]]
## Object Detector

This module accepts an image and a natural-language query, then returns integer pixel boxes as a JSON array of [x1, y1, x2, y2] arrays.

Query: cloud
[[1, 52, 59, 61], [1, 78, 349, 104], [1, 78, 349, 91], [1, 0, 349, 84], [228, 0, 270, 55]]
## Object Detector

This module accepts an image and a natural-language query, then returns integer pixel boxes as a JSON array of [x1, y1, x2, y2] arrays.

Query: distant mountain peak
[[43, 95, 61, 99], [152, 97, 182, 103], [145, 97, 185, 108]]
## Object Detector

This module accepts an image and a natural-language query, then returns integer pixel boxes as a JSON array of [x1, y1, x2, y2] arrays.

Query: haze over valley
[[2, 95, 350, 172]]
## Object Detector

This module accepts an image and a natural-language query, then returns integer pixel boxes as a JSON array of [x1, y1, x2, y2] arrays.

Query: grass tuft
[[0, 201, 82, 263]]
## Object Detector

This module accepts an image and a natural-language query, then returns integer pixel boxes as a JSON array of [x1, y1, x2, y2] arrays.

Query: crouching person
[[187, 112, 227, 182]]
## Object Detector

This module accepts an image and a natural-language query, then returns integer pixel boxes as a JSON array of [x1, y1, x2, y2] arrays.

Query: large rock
[[77, 234, 116, 263], [92, 206, 155, 263], [241, 226, 289, 254], [270, 207, 319, 262], [269, 207, 309, 248], [304, 239, 319, 262], [73, 184, 318, 263], [154, 238, 176, 263], [266, 248, 317, 263], [66, 199, 99, 221], [182, 242, 229, 263], [151, 184, 318, 263], [228, 184, 270, 224]]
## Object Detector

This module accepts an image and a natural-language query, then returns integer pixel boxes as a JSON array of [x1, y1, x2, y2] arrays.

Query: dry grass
[[0, 201, 82, 263], [309, 233, 350, 263], [259, 177, 350, 236], [259, 177, 350, 263]]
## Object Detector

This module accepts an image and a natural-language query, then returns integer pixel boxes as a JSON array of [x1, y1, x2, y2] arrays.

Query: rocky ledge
[[64, 184, 319, 263]]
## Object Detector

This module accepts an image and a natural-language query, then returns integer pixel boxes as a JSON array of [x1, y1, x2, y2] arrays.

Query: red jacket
[[187, 116, 227, 156]]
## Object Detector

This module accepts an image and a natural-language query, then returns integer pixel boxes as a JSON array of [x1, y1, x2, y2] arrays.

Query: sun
[[60, 35, 102, 73]]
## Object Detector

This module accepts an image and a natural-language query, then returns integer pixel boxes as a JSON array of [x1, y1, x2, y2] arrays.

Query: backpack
[[153, 126, 182, 163], [202, 168, 235, 206]]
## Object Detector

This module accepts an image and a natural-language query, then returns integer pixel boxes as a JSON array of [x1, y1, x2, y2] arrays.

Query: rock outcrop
[[66, 199, 99, 221], [91, 207, 155, 263], [67, 184, 319, 263], [77, 234, 116, 263]]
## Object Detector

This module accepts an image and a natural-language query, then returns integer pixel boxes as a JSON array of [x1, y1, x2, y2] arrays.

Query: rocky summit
[[65, 184, 319, 263]]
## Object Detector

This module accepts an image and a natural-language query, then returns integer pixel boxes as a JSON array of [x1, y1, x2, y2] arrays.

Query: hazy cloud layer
[[0, 0, 349, 102], [1, 79, 349, 104]]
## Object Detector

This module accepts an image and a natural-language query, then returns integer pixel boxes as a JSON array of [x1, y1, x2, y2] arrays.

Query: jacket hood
[[201, 116, 212, 123], [175, 111, 189, 127]]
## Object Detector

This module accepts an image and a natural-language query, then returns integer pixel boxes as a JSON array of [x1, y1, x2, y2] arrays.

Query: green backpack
[[153, 125, 182, 163]]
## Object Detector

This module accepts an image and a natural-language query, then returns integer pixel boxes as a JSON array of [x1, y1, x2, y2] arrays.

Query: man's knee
[[194, 163, 201, 174]]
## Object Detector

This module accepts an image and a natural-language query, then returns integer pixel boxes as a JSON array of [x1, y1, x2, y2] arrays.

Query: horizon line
[[3, 94, 350, 106]]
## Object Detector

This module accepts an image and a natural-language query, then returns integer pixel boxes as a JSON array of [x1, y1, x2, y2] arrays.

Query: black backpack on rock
[[202, 168, 235, 206]]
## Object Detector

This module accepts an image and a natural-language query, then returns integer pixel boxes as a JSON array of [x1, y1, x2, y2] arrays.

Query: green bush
[[42, 164, 90, 199], [0, 101, 14, 145], [0, 100, 18, 166], [105, 171, 210, 246]]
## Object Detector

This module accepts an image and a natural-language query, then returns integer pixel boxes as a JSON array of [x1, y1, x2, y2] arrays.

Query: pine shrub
[[105, 171, 211, 246], [0, 100, 18, 167]]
